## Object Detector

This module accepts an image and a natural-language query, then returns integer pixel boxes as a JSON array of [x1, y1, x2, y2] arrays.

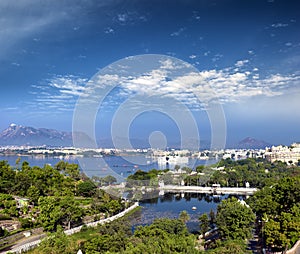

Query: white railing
[[2, 202, 139, 254]]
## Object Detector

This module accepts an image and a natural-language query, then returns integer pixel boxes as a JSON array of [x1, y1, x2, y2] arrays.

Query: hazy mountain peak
[[0, 124, 73, 146], [237, 137, 271, 149]]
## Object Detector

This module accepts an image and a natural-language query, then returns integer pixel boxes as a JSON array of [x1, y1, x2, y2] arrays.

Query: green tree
[[179, 210, 190, 223], [216, 197, 255, 240], [150, 218, 188, 235], [247, 186, 279, 216], [19, 217, 34, 229], [21, 161, 30, 170], [102, 175, 117, 185], [54, 160, 67, 171], [199, 213, 210, 236], [159, 172, 174, 185], [84, 234, 116, 253], [125, 218, 198, 254], [209, 209, 216, 226], [273, 176, 300, 214], [208, 239, 251, 254], [196, 165, 205, 173], [87, 219, 132, 252], [106, 199, 123, 215], [0, 193, 18, 217], [38, 195, 83, 231], [65, 163, 80, 180], [59, 196, 83, 229], [76, 180, 96, 197], [248, 176, 300, 251], [263, 218, 288, 250], [15, 157, 21, 168], [37, 226, 76, 254], [263, 203, 300, 250], [38, 196, 63, 231], [0, 160, 16, 194], [27, 185, 41, 205]]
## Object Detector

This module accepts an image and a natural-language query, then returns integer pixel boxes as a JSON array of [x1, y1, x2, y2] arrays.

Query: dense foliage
[[0, 160, 125, 233], [216, 197, 255, 240], [127, 168, 169, 186], [126, 158, 300, 190], [208, 158, 300, 188], [248, 175, 300, 251], [197, 158, 300, 253], [205, 240, 251, 254], [2, 157, 300, 253], [30, 218, 199, 254]]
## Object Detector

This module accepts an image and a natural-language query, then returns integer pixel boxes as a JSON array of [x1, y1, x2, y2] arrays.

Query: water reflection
[[130, 192, 246, 232]]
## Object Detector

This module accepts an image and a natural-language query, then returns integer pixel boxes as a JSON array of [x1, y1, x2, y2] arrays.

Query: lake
[[0, 155, 228, 232], [0, 154, 218, 180], [131, 192, 246, 232]]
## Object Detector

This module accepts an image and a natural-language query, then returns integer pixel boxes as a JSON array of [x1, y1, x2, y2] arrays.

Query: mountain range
[[236, 137, 271, 149], [0, 123, 73, 146], [0, 124, 272, 149]]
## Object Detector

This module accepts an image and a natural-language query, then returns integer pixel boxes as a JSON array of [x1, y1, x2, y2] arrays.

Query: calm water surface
[[0, 155, 218, 178], [133, 192, 235, 232], [0, 155, 226, 232]]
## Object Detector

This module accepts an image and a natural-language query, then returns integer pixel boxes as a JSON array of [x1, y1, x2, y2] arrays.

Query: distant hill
[[0, 123, 73, 146], [0, 124, 273, 150], [236, 137, 271, 149]]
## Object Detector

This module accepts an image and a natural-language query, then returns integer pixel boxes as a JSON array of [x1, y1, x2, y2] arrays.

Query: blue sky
[[1, 0, 300, 147]]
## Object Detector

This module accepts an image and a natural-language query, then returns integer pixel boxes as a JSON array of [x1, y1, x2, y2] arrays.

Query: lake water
[[0, 154, 218, 180], [132, 192, 242, 232], [0, 155, 227, 232]]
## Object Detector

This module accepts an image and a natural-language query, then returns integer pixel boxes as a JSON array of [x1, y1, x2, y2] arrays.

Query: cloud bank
[[31, 57, 300, 114]]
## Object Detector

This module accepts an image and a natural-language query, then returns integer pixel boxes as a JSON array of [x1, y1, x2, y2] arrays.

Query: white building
[[265, 143, 300, 164]]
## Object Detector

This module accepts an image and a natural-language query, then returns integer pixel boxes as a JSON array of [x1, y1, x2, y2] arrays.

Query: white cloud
[[11, 62, 20, 67], [117, 13, 128, 23], [212, 54, 223, 62], [112, 61, 300, 109], [271, 23, 289, 28], [170, 27, 185, 37], [30, 59, 300, 114], [114, 11, 147, 26], [204, 51, 210, 56], [104, 27, 114, 34], [235, 59, 249, 67], [48, 76, 87, 96], [192, 11, 201, 20], [30, 75, 88, 113]]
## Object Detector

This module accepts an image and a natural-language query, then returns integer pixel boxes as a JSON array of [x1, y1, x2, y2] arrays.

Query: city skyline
[[1, 0, 300, 147]]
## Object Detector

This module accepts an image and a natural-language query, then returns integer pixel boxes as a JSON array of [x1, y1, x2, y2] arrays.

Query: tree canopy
[[216, 197, 255, 241]]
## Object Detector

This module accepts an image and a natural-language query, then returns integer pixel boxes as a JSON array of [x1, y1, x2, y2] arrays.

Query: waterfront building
[[265, 142, 300, 164]]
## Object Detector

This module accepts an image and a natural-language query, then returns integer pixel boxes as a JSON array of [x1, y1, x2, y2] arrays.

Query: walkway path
[[160, 185, 257, 195], [1, 202, 139, 254]]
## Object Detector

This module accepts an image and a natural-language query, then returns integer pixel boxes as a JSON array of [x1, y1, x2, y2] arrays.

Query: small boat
[[192, 206, 197, 210]]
